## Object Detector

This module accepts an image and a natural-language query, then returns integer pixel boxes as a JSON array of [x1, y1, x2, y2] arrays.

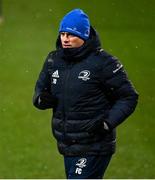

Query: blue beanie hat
[[59, 9, 90, 40]]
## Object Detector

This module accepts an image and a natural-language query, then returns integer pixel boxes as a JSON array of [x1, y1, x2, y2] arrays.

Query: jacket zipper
[[62, 64, 71, 141]]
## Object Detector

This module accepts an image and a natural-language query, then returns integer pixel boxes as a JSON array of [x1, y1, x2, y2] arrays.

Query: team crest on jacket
[[78, 70, 90, 81]]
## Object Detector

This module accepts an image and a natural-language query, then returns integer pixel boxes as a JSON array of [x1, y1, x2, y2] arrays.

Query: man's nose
[[63, 34, 69, 42]]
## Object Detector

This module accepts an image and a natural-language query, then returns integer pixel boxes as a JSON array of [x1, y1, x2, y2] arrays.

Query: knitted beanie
[[59, 9, 90, 40]]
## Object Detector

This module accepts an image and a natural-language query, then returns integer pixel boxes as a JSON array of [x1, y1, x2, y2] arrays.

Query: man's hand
[[86, 119, 110, 134], [38, 92, 56, 109], [103, 122, 109, 131]]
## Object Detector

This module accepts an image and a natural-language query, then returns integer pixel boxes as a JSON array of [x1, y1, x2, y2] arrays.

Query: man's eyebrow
[[60, 32, 74, 36]]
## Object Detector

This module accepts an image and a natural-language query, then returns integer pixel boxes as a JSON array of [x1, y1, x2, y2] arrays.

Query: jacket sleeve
[[33, 53, 56, 110], [100, 56, 139, 129]]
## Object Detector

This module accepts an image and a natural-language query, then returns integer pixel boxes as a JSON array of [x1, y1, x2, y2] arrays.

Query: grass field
[[0, 0, 155, 178]]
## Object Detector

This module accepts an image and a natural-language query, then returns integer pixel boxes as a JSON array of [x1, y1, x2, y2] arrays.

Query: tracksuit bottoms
[[64, 154, 112, 179]]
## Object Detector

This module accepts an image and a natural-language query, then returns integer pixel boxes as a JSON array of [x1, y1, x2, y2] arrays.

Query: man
[[33, 9, 138, 179]]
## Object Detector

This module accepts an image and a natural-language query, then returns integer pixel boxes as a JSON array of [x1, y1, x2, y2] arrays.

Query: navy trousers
[[64, 154, 112, 179]]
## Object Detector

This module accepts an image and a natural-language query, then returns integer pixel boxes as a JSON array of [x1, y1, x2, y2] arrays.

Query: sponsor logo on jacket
[[52, 70, 59, 84]]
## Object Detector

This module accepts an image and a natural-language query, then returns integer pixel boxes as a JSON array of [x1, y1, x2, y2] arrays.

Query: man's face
[[60, 32, 84, 48]]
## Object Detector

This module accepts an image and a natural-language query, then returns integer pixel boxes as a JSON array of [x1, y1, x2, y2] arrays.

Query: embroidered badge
[[78, 70, 90, 81]]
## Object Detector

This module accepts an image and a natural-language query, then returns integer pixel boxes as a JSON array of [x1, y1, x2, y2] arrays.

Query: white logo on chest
[[78, 70, 90, 81], [52, 70, 59, 78], [52, 70, 59, 84]]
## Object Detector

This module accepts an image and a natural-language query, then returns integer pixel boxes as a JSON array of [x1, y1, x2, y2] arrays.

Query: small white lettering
[[75, 167, 82, 174]]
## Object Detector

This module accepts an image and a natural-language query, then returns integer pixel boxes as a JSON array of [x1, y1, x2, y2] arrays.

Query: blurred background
[[0, 0, 155, 178]]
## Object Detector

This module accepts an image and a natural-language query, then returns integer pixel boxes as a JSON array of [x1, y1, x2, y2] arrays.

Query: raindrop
[[141, 9, 145, 13], [115, 12, 119, 17], [144, 138, 148, 142], [2, 108, 6, 112], [44, 165, 48, 170]]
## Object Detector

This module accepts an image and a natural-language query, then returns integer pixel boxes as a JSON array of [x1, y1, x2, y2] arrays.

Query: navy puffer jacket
[[33, 27, 138, 156]]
